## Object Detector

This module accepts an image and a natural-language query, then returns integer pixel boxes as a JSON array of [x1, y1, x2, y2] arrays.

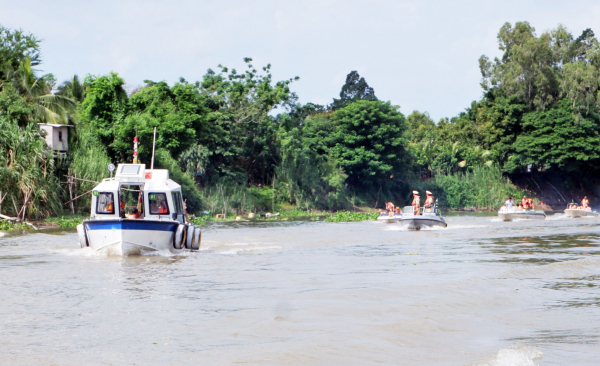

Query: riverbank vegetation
[[3, 21, 600, 220]]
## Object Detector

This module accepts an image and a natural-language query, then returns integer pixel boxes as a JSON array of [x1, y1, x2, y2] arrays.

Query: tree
[[78, 72, 128, 161], [507, 99, 600, 172], [112, 80, 210, 163], [405, 110, 436, 143], [198, 58, 298, 185], [320, 100, 408, 188], [7, 57, 76, 124], [0, 89, 63, 219], [57, 75, 86, 102], [0, 24, 40, 85], [330, 71, 377, 110]]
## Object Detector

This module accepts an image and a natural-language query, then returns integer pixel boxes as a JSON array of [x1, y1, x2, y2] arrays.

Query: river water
[[1, 214, 599, 365]]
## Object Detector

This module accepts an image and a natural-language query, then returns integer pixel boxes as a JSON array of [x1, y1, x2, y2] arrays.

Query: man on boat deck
[[385, 201, 395, 216], [424, 191, 434, 212], [582, 196, 590, 210], [412, 191, 421, 214], [522, 196, 530, 210], [505, 197, 514, 209]]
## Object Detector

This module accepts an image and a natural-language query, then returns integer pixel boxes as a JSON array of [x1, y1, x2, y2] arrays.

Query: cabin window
[[148, 192, 169, 215], [171, 192, 184, 214], [96, 192, 115, 214], [120, 165, 140, 175], [58, 131, 63, 141]]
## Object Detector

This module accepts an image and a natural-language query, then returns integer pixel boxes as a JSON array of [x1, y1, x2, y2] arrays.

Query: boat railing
[[401, 205, 441, 216]]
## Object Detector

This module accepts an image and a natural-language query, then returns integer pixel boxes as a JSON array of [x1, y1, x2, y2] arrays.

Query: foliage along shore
[[3, 21, 600, 223], [0, 210, 376, 231]]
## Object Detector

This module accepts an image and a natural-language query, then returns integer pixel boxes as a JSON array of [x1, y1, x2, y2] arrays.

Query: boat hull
[[498, 211, 546, 221], [398, 215, 447, 230], [83, 219, 181, 255], [564, 209, 599, 218], [377, 213, 402, 223]]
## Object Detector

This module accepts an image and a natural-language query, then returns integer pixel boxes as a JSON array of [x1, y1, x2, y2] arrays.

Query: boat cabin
[[90, 164, 186, 223]]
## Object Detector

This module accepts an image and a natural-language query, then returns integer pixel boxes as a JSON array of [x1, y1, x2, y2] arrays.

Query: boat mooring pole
[[150, 127, 156, 170]]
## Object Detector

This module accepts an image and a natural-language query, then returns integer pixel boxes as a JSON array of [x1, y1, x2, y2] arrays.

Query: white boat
[[376, 211, 402, 223], [497, 208, 546, 221], [564, 208, 599, 218], [76, 164, 200, 255], [397, 205, 447, 230]]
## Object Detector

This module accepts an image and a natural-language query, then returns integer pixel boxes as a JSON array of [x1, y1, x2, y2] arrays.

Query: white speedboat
[[76, 164, 200, 255], [397, 206, 447, 230], [497, 208, 546, 221], [564, 208, 599, 218], [377, 211, 402, 222]]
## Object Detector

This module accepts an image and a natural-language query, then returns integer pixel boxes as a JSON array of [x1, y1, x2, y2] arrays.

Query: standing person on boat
[[412, 191, 421, 215], [505, 197, 514, 209], [424, 191, 434, 212], [582, 196, 590, 209], [522, 196, 530, 210], [385, 201, 395, 216]]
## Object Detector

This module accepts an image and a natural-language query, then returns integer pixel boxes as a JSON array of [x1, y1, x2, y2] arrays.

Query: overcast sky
[[2, 0, 600, 120]]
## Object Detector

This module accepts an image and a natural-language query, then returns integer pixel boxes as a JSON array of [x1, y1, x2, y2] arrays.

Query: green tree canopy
[[316, 100, 408, 188], [507, 99, 600, 172], [0, 24, 40, 84], [330, 71, 377, 110]]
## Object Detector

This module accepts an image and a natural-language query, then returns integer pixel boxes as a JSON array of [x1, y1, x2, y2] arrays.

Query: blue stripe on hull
[[84, 219, 178, 232]]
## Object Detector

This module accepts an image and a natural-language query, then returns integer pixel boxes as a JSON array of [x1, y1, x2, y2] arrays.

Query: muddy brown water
[[1, 213, 599, 365]]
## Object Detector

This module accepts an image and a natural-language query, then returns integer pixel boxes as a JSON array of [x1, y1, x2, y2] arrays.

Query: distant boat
[[498, 207, 546, 221], [378, 204, 447, 230], [564, 205, 599, 218], [76, 164, 200, 255]]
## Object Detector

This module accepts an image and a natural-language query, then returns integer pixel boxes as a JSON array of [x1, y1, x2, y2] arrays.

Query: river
[[1, 214, 599, 365]]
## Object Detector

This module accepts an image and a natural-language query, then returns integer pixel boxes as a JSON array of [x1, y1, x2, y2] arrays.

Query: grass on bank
[[43, 215, 89, 228], [324, 211, 379, 222], [0, 220, 31, 231]]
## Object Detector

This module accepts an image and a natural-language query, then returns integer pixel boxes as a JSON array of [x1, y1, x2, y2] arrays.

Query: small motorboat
[[76, 163, 201, 255], [498, 207, 546, 221], [564, 206, 599, 218], [377, 211, 402, 223], [397, 205, 447, 230]]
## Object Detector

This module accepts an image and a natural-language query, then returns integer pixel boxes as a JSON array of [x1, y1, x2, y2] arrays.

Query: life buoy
[[173, 224, 186, 249], [77, 224, 89, 248], [185, 224, 195, 249], [191, 227, 201, 250]]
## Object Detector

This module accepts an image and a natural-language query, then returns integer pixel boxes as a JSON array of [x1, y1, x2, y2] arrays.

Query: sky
[[2, 0, 600, 121]]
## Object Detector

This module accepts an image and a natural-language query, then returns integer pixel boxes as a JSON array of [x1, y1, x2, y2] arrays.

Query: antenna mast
[[150, 127, 157, 170]]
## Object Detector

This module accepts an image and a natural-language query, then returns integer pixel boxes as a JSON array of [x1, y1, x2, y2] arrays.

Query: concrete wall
[[38, 125, 69, 152]]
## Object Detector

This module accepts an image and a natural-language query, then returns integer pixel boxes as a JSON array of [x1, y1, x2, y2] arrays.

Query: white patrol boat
[[76, 163, 200, 255], [377, 211, 402, 223], [398, 205, 447, 230], [564, 205, 599, 218], [497, 206, 546, 221]]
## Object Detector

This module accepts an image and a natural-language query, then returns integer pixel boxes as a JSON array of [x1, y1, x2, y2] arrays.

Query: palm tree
[[7, 57, 76, 124], [57, 74, 85, 102]]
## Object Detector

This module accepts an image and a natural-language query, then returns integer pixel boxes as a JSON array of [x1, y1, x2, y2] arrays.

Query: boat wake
[[546, 213, 568, 221], [53, 246, 194, 257], [469, 345, 542, 366], [383, 224, 487, 231]]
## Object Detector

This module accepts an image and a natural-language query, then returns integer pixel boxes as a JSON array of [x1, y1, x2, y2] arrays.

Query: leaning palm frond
[[57, 74, 85, 102], [5, 57, 76, 124], [35, 94, 76, 124]]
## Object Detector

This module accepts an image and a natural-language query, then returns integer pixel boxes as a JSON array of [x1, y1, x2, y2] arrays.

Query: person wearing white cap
[[424, 190, 434, 212], [412, 190, 421, 214]]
